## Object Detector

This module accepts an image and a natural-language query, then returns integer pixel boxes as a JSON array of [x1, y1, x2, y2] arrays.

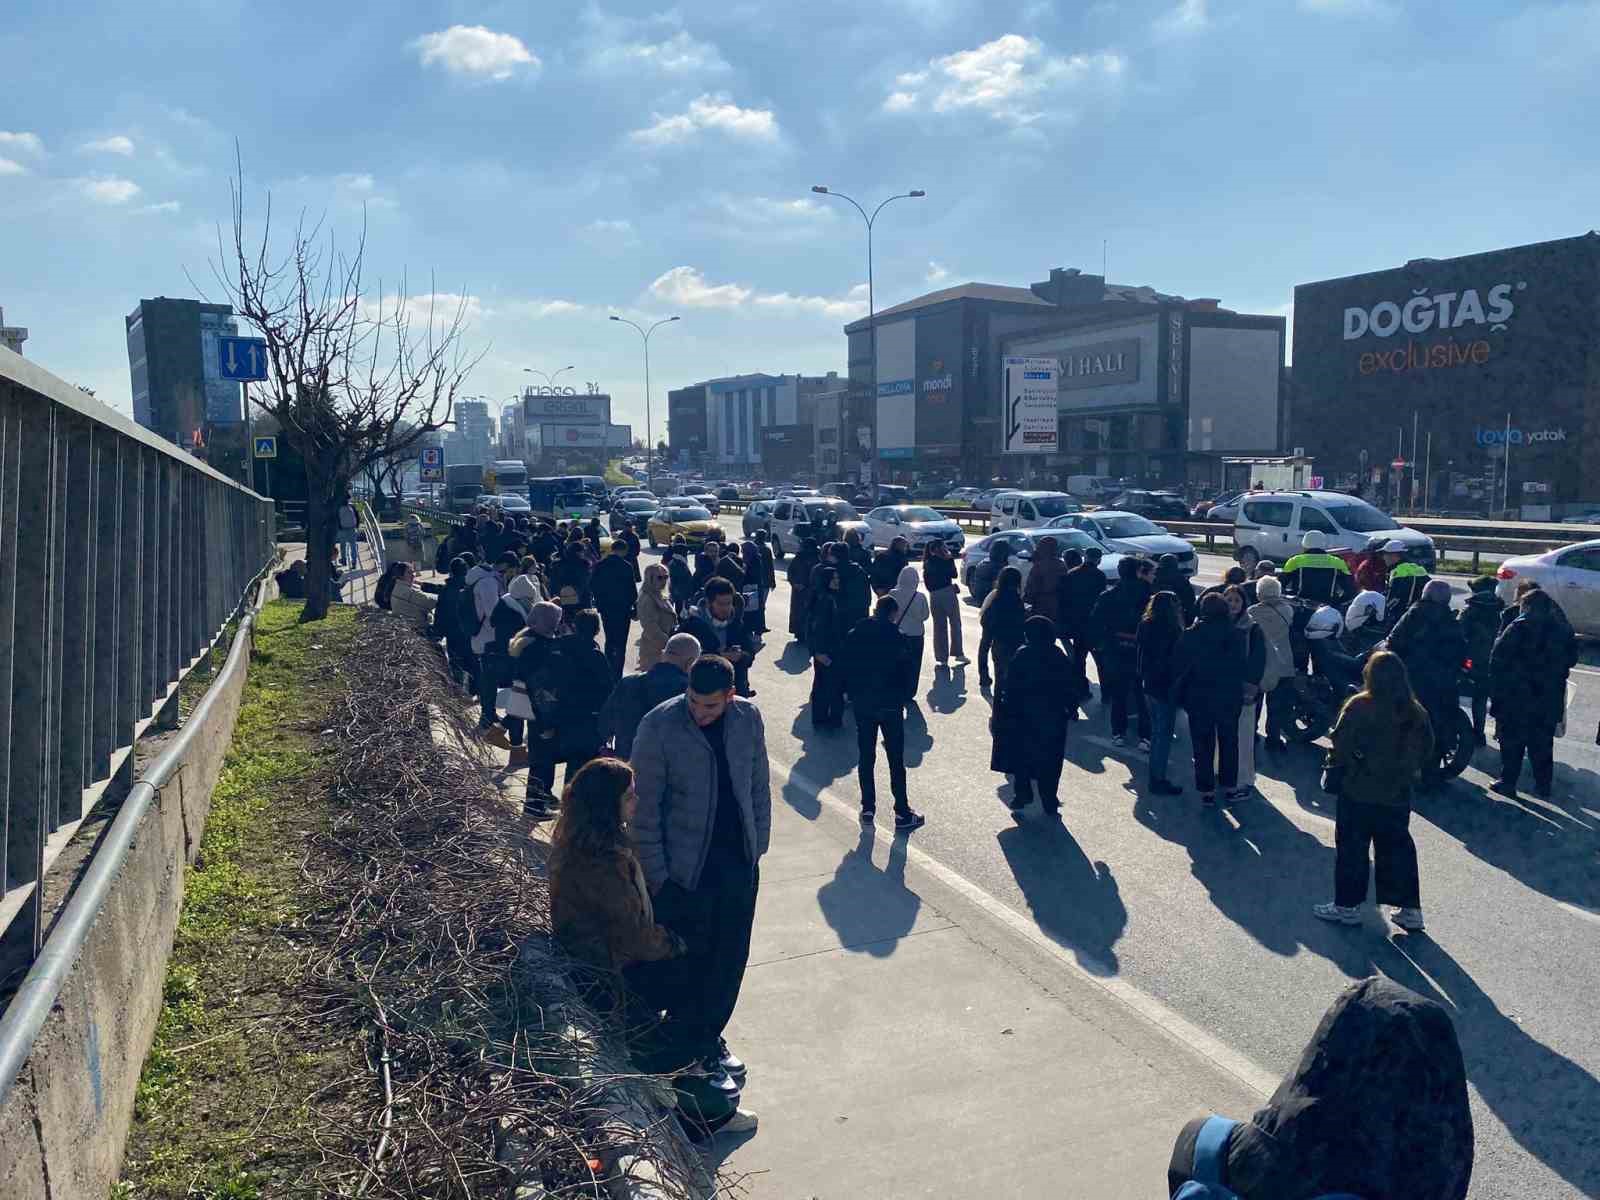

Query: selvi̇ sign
[[1002, 357, 1058, 454]]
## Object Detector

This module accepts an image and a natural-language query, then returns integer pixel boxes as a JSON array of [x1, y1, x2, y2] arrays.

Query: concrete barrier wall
[[0, 619, 253, 1199]]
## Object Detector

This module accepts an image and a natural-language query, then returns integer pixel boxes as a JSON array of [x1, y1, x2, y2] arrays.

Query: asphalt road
[[694, 518, 1599, 1199]]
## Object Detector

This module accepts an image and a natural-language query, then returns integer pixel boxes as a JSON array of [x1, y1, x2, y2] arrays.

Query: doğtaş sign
[[1342, 282, 1523, 340]]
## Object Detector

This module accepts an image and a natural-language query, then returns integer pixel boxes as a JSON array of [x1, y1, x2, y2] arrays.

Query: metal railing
[[0, 348, 276, 960]]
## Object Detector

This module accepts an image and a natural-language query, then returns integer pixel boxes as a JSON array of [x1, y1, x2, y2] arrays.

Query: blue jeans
[[1148, 697, 1177, 784], [339, 531, 358, 565]]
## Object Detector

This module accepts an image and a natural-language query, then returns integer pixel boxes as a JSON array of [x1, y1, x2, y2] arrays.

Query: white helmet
[[1305, 605, 1344, 640], [1345, 590, 1386, 632], [1301, 530, 1327, 551]]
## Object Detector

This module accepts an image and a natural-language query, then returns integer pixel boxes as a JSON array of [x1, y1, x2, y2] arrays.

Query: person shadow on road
[[996, 820, 1125, 976], [817, 826, 921, 959]]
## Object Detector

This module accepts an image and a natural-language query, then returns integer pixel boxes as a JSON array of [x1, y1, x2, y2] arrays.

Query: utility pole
[[609, 316, 679, 490]]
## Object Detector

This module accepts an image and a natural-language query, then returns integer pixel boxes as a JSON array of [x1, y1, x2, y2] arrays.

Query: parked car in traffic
[[742, 499, 778, 543], [646, 505, 719, 548], [1231, 490, 1435, 571], [960, 529, 1126, 602], [988, 491, 1081, 532], [716, 485, 741, 501], [944, 487, 982, 506], [862, 505, 965, 555], [609, 495, 661, 534], [1109, 490, 1192, 521], [1496, 540, 1600, 635], [767, 496, 868, 554], [1199, 491, 1245, 522], [1045, 511, 1197, 575]]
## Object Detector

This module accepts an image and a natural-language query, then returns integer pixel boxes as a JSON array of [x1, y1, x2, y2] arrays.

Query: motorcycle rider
[[1386, 556, 1431, 617], [1281, 530, 1354, 605], [1352, 537, 1408, 595], [1342, 588, 1388, 654], [1384, 578, 1466, 789], [1457, 575, 1505, 747]]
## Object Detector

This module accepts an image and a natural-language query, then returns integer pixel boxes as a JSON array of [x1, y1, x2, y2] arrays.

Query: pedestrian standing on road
[[1227, 584, 1268, 800], [870, 535, 910, 596], [548, 757, 685, 973], [889, 564, 930, 706], [714, 543, 747, 595], [971, 537, 1012, 604], [1059, 546, 1106, 693], [514, 602, 567, 819], [1384, 579, 1465, 789], [1313, 651, 1433, 930], [600, 633, 699, 760], [786, 537, 821, 641], [619, 524, 643, 579], [1022, 535, 1065, 625], [922, 539, 967, 668], [551, 608, 612, 772], [978, 565, 1027, 693], [992, 615, 1074, 817], [469, 553, 518, 732], [635, 564, 677, 671], [1201, 565, 1248, 602], [1172, 592, 1250, 807], [1489, 587, 1577, 799], [666, 539, 695, 616], [842, 596, 927, 832], [692, 540, 721, 596], [678, 578, 758, 698], [806, 565, 848, 729], [844, 527, 873, 573], [436, 556, 475, 688], [337, 496, 359, 567], [482, 573, 543, 763], [1166, 976, 1473, 1200], [829, 541, 871, 629], [1092, 557, 1154, 749], [531, 523, 560, 570], [551, 541, 595, 624], [1457, 575, 1504, 746], [628, 654, 770, 1123], [1154, 554, 1197, 626], [1248, 576, 1296, 755], [740, 541, 771, 634], [1137, 591, 1185, 796], [592, 541, 639, 678]]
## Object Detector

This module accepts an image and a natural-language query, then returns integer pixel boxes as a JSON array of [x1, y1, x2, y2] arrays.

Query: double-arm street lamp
[[810, 185, 925, 483], [523, 364, 576, 389], [609, 315, 679, 489]]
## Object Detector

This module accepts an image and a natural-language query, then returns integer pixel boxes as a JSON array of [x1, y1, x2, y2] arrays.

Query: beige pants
[[929, 586, 964, 661], [1237, 700, 1258, 790]]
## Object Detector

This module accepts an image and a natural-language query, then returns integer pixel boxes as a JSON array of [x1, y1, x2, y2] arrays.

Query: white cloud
[[136, 200, 182, 214], [334, 172, 398, 209], [884, 34, 1125, 124], [82, 135, 136, 156], [649, 267, 867, 320], [1155, 0, 1209, 34], [591, 29, 729, 73], [1299, 0, 1396, 14], [366, 292, 487, 327], [525, 299, 585, 318], [0, 131, 44, 155], [631, 94, 778, 145], [926, 260, 950, 284], [79, 177, 141, 204], [0, 157, 26, 176], [724, 196, 832, 224], [410, 25, 539, 81]]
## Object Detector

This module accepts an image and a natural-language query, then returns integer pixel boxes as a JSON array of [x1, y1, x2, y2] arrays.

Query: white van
[[1232, 490, 1436, 571], [989, 490, 1081, 533]]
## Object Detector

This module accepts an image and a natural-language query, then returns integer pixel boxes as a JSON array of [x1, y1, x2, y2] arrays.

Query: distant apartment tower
[[0, 306, 27, 355], [444, 397, 494, 466], [125, 298, 242, 445]]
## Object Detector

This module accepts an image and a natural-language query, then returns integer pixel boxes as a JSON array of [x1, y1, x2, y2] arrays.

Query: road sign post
[[420, 445, 444, 486]]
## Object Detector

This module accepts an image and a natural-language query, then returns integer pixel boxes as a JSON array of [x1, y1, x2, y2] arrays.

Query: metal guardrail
[[0, 348, 275, 959]]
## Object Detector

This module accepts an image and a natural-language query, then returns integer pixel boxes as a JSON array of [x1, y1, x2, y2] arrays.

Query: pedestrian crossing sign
[[253, 436, 277, 459]]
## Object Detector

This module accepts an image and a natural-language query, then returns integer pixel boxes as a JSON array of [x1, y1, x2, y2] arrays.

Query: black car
[[609, 495, 661, 533], [1109, 490, 1192, 521], [716, 485, 741, 501]]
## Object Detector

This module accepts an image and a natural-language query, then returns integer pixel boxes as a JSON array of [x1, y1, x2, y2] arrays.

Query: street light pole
[[609, 315, 679, 490], [811, 185, 925, 486], [523, 364, 577, 390]]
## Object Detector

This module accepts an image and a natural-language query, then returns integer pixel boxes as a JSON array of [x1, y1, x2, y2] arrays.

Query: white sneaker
[[1313, 902, 1361, 925], [720, 1108, 759, 1134], [1391, 907, 1426, 932]]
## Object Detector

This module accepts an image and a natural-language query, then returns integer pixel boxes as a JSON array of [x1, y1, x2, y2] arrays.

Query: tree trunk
[[300, 461, 342, 622]]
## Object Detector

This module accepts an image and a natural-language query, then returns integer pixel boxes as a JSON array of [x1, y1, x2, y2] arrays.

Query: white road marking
[[770, 757, 1280, 1101]]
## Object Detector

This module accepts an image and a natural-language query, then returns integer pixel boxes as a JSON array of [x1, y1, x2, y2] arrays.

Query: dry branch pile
[[297, 611, 716, 1198]]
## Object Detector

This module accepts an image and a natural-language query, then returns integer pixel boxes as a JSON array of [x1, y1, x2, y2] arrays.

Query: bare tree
[[215, 165, 481, 619]]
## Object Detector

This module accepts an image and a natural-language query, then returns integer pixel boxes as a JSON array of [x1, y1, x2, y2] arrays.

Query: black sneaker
[[894, 809, 926, 832], [859, 806, 876, 825], [717, 1037, 748, 1085], [523, 798, 553, 821]]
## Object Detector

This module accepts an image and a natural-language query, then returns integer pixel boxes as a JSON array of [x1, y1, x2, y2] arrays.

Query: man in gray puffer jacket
[[628, 654, 771, 1096]]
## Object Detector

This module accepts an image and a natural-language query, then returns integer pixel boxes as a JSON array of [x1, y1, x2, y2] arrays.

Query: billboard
[[760, 424, 812, 478], [1002, 357, 1059, 454], [524, 392, 611, 423], [875, 319, 916, 458], [607, 424, 632, 449], [538, 423, 607, 448]]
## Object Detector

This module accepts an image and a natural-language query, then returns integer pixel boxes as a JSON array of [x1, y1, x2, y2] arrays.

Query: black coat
[[553, 636, 612, 756], [590, 554, 638, 618], [786, 547, 821, 637], [666, 555, 695, 610], [1457, 591, 1504, 685], [598, 662, 688, 759], [677, 605, 755, 664], [713, 555, 746, 591], [1135, 618, 1183, 698], [1058, 564, 1108, 637], [1386, 600, 1466, 699], [1090, 579, 1151, 657], [551, 555, 594, 610], [1171, 616, 1250, 716], [806, 588, 848, 659], [980, 589, 1027, 650], [436, 576, 471, 639], [842, 615, 905, 712], [1490, 609, 1577, 730], [1153, 566, 1197, 626], [992, 640, 1073, 776], [834, 559, 871, 625], [869, 549, 906, 595], [923, 553, 958, 592]]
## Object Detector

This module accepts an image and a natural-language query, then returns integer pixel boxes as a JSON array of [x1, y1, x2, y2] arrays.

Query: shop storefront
[[1290, 232, 1600, 516]]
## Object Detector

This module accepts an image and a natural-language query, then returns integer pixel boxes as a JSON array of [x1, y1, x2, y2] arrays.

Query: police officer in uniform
[[1281, 531, 1354, 605]]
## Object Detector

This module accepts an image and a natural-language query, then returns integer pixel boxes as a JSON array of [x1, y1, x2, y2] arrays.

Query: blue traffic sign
[[253, 436, 277, 459], [420, 446, 443, 467], [218, 336, 269, 381]]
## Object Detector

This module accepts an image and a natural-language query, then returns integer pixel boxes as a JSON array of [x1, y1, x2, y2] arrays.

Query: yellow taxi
[[647, 504, 720, 549]]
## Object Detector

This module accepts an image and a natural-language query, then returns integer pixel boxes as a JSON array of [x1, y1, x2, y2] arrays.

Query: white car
[[960, 529, 1127, 601], [1496, 540, 1600, 636], [1045, 511, 1198, 576], [1231, 490, 1435, 572], [988, 490, 1080, 532], [768, 496, 868, 554], [945, 487, 982, 506], [863, 505, 965, 556]]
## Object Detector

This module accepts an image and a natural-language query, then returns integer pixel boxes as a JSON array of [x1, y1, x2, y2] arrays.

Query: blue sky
[[3, 0, 1598, 435]]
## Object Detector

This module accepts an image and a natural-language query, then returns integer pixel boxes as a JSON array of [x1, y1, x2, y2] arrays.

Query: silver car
[[1496, 539, 1600, 636], [1046, 511, 1197, 576], [863, 504, 965, 556]]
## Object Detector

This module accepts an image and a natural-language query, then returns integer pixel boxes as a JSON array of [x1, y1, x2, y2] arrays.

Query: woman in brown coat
[[548, 758, 684, 972], [1313, 651, 1433, 932], [634, 563, 677, 670]]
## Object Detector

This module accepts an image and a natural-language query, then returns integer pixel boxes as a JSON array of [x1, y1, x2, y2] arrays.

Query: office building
[[1291, 231, 1600, 516], [125, 298, 242, 445], [669, 371, 843, 472], [0, 306, 27, 356], [444, 398, 495, 468]]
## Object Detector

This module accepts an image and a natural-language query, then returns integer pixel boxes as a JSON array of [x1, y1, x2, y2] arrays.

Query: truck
[[445, 463, 486, 513], [484, 459, 528, 494]]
